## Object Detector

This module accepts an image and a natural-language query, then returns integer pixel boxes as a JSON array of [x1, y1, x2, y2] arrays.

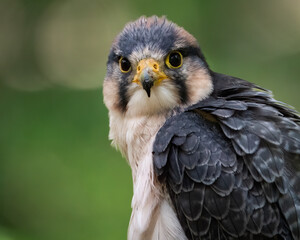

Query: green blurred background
[[0, 0, 299, 239]]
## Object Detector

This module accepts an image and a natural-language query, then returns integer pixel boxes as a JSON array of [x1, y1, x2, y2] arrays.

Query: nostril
[[153, 63, 158, 70], [137, 66, 141, 72]]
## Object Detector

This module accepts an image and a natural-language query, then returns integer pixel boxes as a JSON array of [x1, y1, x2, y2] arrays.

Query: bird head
[[103, 16, 213, 117]]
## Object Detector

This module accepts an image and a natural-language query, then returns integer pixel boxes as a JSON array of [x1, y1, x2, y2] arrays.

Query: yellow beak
[[132, 59, 168, 97]]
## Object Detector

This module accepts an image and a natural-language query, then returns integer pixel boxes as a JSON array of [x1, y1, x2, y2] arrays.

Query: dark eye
[[119, 57, 131, 73], [166, 51, 183, 69]]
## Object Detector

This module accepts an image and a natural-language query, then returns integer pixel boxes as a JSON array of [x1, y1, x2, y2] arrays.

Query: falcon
[[103, 16, 300, 240]]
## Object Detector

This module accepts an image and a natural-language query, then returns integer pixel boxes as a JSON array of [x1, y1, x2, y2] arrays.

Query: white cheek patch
[[185, 67, 213, 105], [126, 80, 180, 117], [103, 78, 121, 111]]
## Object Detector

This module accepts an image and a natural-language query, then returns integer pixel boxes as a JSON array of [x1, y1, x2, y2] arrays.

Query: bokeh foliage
[[0, 0, 299, 239]]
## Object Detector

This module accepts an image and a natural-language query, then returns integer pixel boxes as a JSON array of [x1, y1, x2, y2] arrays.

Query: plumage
[[103, 16, 300, 239]]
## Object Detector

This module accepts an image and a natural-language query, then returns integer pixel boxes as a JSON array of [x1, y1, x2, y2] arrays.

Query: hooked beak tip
[[142, 81, 153, 98], [141, 71, 154, 98], [146, 89, 151, 97]]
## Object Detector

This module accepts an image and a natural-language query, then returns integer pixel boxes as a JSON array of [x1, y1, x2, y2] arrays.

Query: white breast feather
[[108, 110, 186, 240]]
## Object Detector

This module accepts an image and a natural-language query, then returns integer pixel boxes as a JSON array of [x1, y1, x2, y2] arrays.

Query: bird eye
[[119, 57, 131, 73], [166, 51, 183, 69]]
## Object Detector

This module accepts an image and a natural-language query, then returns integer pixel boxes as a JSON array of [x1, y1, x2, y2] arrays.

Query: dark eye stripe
[[118, 79, 129, 112], [175, 46, 209, 68], [176, 47, 201, 57]]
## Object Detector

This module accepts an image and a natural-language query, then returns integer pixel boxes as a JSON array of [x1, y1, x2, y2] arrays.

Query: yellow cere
[[132, 58, 168, 85]]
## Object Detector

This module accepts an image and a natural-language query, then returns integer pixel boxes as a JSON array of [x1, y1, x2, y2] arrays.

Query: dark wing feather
[[153, 73, 300, 239]]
